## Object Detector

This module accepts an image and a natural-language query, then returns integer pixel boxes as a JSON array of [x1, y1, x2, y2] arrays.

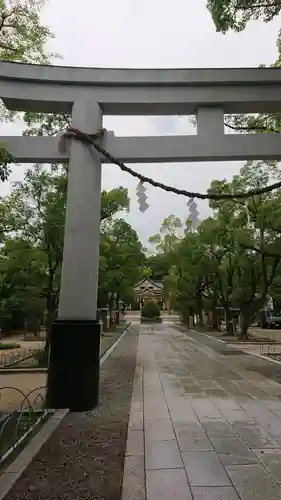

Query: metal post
[[46, 101, 102, 411]]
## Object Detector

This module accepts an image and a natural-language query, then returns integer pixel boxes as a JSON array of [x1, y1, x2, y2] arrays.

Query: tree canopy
[[207, 0, 281, 33], [0, 0, 57, 63], [149, 159, 281, 339], [0, 0, 57, 179]]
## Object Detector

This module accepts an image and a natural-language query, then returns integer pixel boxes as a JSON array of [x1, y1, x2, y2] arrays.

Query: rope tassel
[[59, 127, 281, 201]]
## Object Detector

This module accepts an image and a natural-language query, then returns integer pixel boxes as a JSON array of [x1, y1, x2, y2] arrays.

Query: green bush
[[0, 343, 21, 350], [141, 301, 161, 319]]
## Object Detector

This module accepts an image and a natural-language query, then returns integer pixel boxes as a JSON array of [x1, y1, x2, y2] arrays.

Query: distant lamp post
[[108, 292, 117, 304]]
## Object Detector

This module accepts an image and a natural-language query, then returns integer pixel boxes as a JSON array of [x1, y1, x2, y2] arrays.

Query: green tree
[[0, 237, 46, 333], [207, 0, 281, 33], [0, 0, 59, 178], [165, 158, 281, 338], [198, 216, 238, 332], [145, 254, 170, 281], [149, 214, 183, 253], [167, 233, 206, 323], [223, 22, 281, 135], [1, 165, 130, 343], [148, 215, 184, 313], [208, 163, 281, 338], [99, 218, 145, 322], [0, 0, 57, 63]]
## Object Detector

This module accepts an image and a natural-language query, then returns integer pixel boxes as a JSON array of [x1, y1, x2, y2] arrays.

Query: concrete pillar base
[[46, 319, 101, 411]]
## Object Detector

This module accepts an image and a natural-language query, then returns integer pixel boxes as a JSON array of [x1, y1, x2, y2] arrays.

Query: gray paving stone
[[175, 422, 213, 451], [145, 418, 175, 441], [182, 451, 231, 487], [190, 397, 222, 419], [145, 440, 183, 469], [210, 437, 258, 465], [177, 432, 212, 451], [170, 408, 199, 424], [188, 393, 208, 400], [233, 422, 281, 449], [226, 464, 281, 499], [182, 384, 202, 393], [191, 486, 240, 500], [213, 406, 253, 424], [144, 406, 170, 419], [204, 388, 229, 398], [201, 419, 237, 438], [164, 398, 195, 412], [198, 380, 220, 390], [253, 449, 281, 484], [146, 468, 192, 500], [179, 376, 198, 385]]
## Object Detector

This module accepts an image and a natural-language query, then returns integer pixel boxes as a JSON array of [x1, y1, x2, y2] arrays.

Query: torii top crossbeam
[[2, 60, 281, 114], [1, 61, 281, 163]]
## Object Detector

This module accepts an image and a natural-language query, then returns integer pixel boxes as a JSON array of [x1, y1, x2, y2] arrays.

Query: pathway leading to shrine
[[122, 325, 281, 500]]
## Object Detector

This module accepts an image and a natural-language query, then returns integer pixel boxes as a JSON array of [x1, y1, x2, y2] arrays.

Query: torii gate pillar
[[46, 101, 102, 411]]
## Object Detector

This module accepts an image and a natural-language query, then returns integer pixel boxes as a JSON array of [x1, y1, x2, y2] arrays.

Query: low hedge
[[140, 317, 162, 323], [0, 343, 21, 350], [141, 301, 161, 319]]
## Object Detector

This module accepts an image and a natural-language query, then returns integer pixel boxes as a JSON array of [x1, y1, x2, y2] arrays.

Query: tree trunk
[[223, 308, 234, 336], [44, 294, 57, 365], [181, 307, 190, 326], [196, 294, 203, 323], [115, 293, 120, 325], [198, 310, 204, 327], [108, 298, 113, 327], [211, 308, 219, 330], [239, 312, 251, 341]]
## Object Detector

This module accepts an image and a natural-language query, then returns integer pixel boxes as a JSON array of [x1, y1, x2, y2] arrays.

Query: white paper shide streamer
[[136, 181, 149, 212], [187, 197, 200, 230]]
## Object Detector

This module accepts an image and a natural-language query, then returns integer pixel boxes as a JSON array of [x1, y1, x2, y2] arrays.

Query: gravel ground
[[100, 324, 129, 356], [4, 326, 138, 500]]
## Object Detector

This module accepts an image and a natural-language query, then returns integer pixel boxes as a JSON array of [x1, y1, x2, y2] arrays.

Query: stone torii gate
[[1, 61, 281, 411]]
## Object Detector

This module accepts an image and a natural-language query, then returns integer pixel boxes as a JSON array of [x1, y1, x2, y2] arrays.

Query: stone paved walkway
[[122, 325, 281, 500]]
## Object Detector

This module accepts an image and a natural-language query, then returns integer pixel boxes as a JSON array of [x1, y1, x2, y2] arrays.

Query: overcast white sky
[[1, 0, 281, 244]]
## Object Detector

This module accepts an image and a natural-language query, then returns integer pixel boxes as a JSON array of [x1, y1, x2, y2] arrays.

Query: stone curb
[[241, 349, 281, 367], [0, 323, 132, 500], [0, 368, 47, 374]]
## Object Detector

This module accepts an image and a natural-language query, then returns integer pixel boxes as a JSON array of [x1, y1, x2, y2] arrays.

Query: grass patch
[[2, 323, 130, 369], [0, 410, 51, 473]]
